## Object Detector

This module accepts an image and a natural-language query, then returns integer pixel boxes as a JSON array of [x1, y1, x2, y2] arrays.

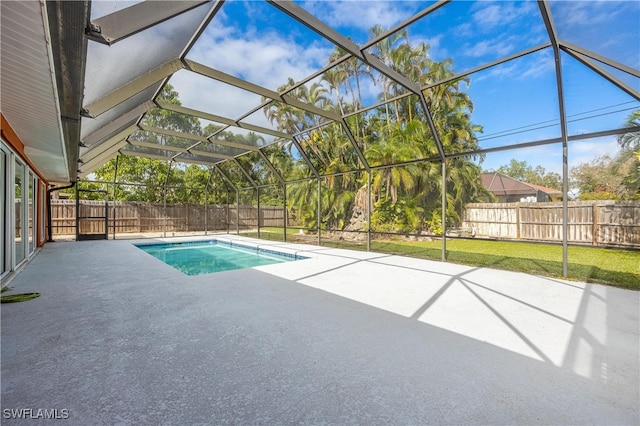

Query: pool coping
[[129, 234, 324, 261]]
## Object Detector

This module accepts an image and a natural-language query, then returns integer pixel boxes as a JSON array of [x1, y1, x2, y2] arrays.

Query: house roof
[[527, 182, 562, 196], [481, 172, 561, 196]]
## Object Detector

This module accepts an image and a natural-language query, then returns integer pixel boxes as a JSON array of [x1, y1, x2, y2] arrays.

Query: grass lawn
[[250, 228, 639, 290], [368, 239, 639, 290]]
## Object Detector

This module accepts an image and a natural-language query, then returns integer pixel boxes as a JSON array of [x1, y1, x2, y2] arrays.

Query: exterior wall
[[1, 114, 51, 281], [494, 190, 552, 203], [1, 115, 49, 248]]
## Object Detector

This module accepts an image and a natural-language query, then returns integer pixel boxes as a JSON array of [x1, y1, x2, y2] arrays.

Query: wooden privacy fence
[[51, 200, 639, 247], [50, 200, 288, 236], [462, 201, 640, 247]]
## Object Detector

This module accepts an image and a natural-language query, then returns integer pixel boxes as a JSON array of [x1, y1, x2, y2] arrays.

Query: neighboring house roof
[[481, 172, 561, 197], [526, 182, 563, 196]]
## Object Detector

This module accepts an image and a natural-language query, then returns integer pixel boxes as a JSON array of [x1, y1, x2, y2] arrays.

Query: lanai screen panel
[[186, 0, 339, 91], [235, 151, 282, 187], [548, 0, 640, 71], [83, 3, 213, 110], [561, 53, 640, 137], [295, 1, 437, 46], [455, 48, 562, 151], [80, 85, 159, 142], [260, 139, 317, 182], [75, 0, 638, 188]]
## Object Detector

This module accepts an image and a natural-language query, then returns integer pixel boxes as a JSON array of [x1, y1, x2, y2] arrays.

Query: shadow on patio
[[2, 237, 638, 424]]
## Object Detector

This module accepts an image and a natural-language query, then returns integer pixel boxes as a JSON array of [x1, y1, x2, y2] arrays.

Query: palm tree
[[322, 67, 348, 116], [263, 27, 487, 234], [614, 110, 640, 198], [618, 110, 640, 151]]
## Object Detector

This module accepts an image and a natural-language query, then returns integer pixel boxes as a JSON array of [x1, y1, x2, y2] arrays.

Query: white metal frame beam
[[83, 59, 183, 118], [183, 59, 342, 122], [82, 101, 155, 147], [559, 42, 640, 101], [80, 124, 139, 162], [78, 140, 128, 176], [86, 1, 211, 45], [267, 1, 448, 159], [155, 100, 291, 139]]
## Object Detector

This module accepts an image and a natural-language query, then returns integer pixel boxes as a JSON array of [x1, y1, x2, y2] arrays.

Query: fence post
[[163, 160, 173, 238], [163, 195, 167, 238], [75, 186, 79, 241], [112, 155, 119, 240], [441, 162, 446, 262], [317, 178, 321, 246], [204, 197, 208, 236], [592, 202, 599, 246], [185, 203, 189, 233], [283, 183, 287, 242], [257, 187, 261, 239], [367, 170, 371, 252], [516, 202, 521, 240]]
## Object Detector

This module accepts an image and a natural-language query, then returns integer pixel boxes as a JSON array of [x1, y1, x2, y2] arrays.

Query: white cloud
[[519, 50, 555, 80], [480, 137, 621, 177], [551, 1, 624, 28], [301, 0, 420, 32], [472, 46, 554, 84], [169, 70, 269, 127], [472, 1, 538, 31], [472, 62, 519, 84], [480, 145, 564, 175], [569, 137, 620, 167], [548, 1, 639, 68], [472, 4, 503, 29], [464, 39, 516, 59], [188, 29, 333, 90], [170, 12, 337, 130]]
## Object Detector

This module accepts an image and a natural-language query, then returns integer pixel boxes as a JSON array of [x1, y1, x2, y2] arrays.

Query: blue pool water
[[136, 240, 305, 276]]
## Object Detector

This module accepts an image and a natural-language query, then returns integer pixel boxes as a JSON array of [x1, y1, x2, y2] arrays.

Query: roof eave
[[46, 1, 91, 184]]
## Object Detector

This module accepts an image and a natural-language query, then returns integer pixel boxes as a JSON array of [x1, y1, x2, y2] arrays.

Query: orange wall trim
[[2, 113, 50, 247], [1, 114, 48, 183]]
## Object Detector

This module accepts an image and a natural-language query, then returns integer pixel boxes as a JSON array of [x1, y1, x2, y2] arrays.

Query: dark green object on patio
[[1, 292, 41, 303]]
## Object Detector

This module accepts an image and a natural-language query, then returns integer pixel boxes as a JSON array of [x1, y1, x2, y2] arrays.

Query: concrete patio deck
[[2, 235, 638, 425]]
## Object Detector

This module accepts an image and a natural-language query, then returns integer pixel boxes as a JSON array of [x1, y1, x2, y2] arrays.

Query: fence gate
[[76, 189, 108, 241]]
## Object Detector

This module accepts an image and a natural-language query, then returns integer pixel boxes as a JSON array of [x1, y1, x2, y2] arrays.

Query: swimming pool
[[136, 240, 307, 276]]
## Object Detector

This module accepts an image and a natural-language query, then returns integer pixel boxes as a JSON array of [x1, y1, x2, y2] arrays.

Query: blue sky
[[91, 0, 640, 176]]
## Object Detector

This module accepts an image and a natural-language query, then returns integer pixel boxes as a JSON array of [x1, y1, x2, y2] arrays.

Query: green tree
[[90, 84, 204, 203], [94, 155, 175, 203], [570, 154, 628, 200], [263, 26, 487, 233], [615, 110, 640, 198], [497, 159, 562, 190], [175, 164, 211, 204], [617, 110, 640, 151]]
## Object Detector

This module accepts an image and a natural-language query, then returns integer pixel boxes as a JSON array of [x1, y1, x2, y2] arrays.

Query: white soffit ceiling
[[1, 1, 69, 183]]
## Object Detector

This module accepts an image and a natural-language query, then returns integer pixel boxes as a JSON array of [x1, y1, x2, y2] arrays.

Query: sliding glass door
[[1, 140, 39, 278], [1, 147, 7, 276], [14, 159, 26, 265], [28, 172, 36, 254]]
